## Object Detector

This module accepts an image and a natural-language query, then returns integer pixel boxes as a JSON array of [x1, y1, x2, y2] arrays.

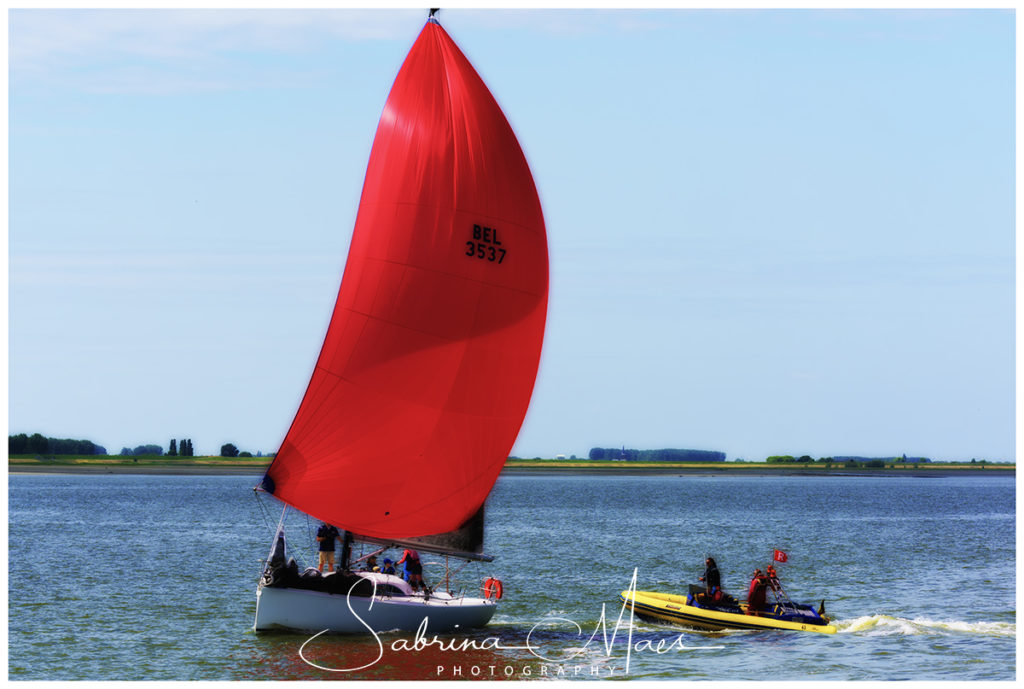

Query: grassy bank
[[8, 455, 267, 474], [8, 456, 1013, 476]]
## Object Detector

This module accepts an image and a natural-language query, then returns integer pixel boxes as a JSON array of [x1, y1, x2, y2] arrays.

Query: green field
[[503, 459, 1013, 473], [8, 454, 268, 473], [9, 455, 1013, 475]]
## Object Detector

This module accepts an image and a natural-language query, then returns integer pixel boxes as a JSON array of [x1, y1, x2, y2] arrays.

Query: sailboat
[[252, 11, 548, 634]]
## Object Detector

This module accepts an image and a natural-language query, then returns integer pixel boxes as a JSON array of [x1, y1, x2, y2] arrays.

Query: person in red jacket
[[396, 548, 425, 593], [747, 569, 768, 615]]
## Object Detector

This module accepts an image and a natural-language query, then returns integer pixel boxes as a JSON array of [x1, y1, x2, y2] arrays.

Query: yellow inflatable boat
[[620, 587, 837, 634]]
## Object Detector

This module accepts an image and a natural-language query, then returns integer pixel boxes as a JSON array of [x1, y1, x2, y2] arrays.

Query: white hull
[[253, 576, 497, 634]]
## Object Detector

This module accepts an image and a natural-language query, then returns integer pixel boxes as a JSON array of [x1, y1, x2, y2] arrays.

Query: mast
[[339, 531, 354, 572]]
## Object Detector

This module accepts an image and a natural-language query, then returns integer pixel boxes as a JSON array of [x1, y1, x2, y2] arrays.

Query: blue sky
[[8, 8, 1015, 461]]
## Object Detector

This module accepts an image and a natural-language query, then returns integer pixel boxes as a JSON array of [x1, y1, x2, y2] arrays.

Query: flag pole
[[769, 548, 795, 611]]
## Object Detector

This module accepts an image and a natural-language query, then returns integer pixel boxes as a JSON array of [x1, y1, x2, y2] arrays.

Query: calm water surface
[[8, 473, 1015, 680]]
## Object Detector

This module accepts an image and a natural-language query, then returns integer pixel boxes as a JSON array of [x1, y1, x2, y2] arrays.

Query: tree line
[[765, 455, 933, 466], [9, 433, 267, 459], [119, 445, 163, 456], [219, 443, 257, 458], [167, 439, 195, 457], [9, 433, 107, 456], [588, 447, 726, 462], [114, 439, 194, 457], [734, 455, 997, 465]]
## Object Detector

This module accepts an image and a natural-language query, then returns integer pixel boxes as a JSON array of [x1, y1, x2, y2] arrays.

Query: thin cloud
[[11, 8, 669, 71], [455, 8, 669, 36], [10, 9, 421, 73], [9, 251, 341, 289], [10, 9, 675, 95]]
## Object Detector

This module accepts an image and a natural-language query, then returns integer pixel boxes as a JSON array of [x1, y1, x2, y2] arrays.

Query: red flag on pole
[[773, 549, 788, 563]]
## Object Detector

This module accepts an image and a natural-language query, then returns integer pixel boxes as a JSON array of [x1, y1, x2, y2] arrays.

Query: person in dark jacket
[[316, 522, 340, 573], [699, 557, 722, 602]]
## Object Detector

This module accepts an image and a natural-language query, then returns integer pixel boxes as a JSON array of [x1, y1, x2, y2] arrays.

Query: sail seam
[[361, 254, 545, 299], [367, 199, 547, 238]]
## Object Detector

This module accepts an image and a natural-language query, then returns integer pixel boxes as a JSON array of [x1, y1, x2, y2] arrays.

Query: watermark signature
[[298, 568, 723, 674], [435, 663, 621, 679]]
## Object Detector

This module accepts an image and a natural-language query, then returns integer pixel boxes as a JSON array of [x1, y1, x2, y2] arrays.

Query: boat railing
[[768, 582, 799, 613], [421, 555, 480, 598]]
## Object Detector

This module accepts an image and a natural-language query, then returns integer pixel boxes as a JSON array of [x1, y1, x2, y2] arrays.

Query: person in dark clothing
[[699, 557, 721, 592], [316, 522, 340, 573], [698, 557, 722, 603]]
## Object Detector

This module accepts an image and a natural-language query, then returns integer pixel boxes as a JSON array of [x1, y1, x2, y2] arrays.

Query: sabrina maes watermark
[[298, 568, 723, 676]]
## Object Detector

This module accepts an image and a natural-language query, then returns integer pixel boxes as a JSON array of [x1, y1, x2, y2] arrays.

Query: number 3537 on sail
[[466, 223, 506, 263]]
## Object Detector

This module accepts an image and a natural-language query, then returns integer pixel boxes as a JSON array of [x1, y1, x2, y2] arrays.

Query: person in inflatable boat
[[698, 557, 724, 603], [747, 568, 768, 615]]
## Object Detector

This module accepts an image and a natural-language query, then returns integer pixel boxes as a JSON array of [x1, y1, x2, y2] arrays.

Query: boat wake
[[836, 615, 1015, 638]]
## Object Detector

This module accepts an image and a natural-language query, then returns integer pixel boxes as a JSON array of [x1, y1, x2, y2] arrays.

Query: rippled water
[[7, 472, 1015, 680]]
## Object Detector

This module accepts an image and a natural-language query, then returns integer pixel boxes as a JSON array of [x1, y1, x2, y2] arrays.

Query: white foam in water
[[837, 615, 1015, 637]]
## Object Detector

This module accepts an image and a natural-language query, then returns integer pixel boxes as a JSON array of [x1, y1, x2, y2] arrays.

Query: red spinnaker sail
[[262, 20, 548, 540]]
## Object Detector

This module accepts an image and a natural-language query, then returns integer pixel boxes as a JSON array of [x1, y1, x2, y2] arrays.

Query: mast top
[[429, 8, 440, 23]]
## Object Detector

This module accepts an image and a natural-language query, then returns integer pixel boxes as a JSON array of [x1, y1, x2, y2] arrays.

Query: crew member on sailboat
[[397, 548, 424, 592], [316, 522, 339, 573]]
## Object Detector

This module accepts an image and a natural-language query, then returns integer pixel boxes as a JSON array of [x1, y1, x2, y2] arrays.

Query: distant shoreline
[[501, 461, 1013, 478], [8, 459, 1013, 478]]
